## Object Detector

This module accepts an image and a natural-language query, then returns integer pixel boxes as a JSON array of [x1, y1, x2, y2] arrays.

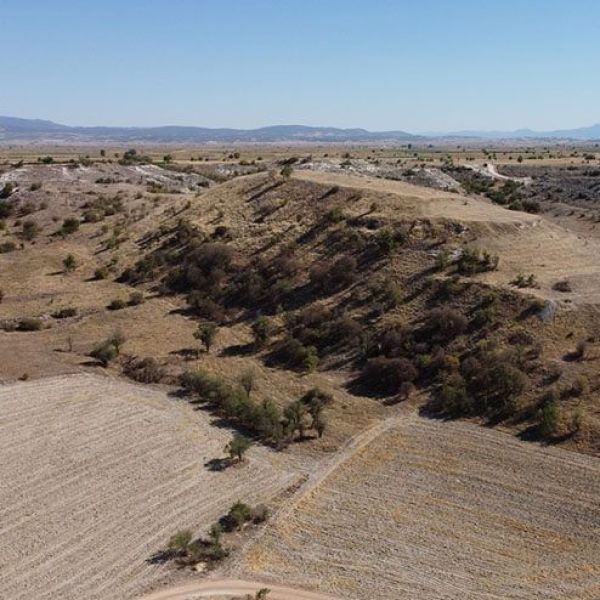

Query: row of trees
[[180, 370, 329, 446]]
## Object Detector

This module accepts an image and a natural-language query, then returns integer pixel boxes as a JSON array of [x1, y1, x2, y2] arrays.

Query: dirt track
[[138, 578, 343, 600], [0, 375, 302, 600], [242, 413, 600, 600]]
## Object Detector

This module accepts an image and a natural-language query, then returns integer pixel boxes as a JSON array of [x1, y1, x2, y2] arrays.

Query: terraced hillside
[[0, 375, 306, 600], [242, 412, 600, 600]]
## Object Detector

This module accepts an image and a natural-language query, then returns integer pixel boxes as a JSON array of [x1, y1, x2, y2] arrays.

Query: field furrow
[[0, 375, 299, 600]]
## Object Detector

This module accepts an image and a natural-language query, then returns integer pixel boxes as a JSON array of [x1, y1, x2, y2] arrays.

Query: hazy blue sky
[[1, 0, 599, 131]]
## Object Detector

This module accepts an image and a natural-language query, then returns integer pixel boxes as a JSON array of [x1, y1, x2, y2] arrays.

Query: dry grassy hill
[[0, 161, 598, 452], [0, 156, 599, 598]]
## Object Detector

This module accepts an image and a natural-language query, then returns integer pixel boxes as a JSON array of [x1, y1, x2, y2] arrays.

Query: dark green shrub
[[425, 307, 468, 341], [90, 340, 118, 366], [17, 317, 43, 331], [52, 307, 77, 319], [107, 298, 126, 310], [0, 241, 16, 253], [63, 254, 78, 272], [457, 247, 498, 275], [128, 291, 145, 306], [61, 218, 80, 235], [435, 373, 471, 416], [375, 227, 406, 255], [539, 398, 560, 437], [361, 356, 418, 394], [22, 219, 41, 241], [251, 315, 273, 348], [94, 266, 109, 280], [123, 356, 165, 383]]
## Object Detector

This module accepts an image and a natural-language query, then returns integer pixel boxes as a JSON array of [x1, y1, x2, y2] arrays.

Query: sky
[[1, 0, 599, 132]]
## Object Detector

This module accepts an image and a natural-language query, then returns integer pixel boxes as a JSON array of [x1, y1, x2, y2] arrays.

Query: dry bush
[[123, 356, 165, 383], [362, 357, 418, 394]]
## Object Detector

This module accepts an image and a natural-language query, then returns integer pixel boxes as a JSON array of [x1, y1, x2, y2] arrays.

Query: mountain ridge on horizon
[[1, 115, 600, 144]]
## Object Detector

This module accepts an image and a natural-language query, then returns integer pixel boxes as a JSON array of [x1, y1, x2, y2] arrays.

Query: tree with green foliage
[[194, 322, 218, 353], [0, 182, 15, 199], [540, 398, 561, 437], [90, 340, 118, 367], [251, 315, 273, 348], [228, 500, 253, 530], [61, 218, 80, 236], [280, 164, 293, 179], [63, 254, 78, 272], [209, 522, 223, 545], [168, 529, 193, 555], [109, 328, 126, 354], [22, 219, 41, 241], [239, 368, 256, 395], [225, 433, 251, 462]]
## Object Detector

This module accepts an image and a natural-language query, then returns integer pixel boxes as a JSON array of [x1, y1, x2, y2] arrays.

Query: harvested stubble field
[[242, 412, 600, 600], [0, 374, 308, 600]]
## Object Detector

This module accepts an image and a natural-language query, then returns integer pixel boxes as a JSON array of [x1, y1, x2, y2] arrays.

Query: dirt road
[[139, 578, 343, 600], [465, 162, 532, 184]]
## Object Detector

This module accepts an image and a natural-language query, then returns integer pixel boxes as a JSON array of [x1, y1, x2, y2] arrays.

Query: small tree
[[239, 368, 256, 395], [61, 218, 80, 236], [225, 433, 251, 462], [63, 254, 77, 272], [280, 165, 293, 179], [90, 341, 118, 367], [194, 322, 218, 353], [313, 413, 326, 438], [168, 529, 193, 555], [228, 500, 252, 530], [209, 522, 223, 545], [251, 315, 273, 349], [22, 219, 41, 241], [109, 329, 126, 354], [539, 398, 560, 437]]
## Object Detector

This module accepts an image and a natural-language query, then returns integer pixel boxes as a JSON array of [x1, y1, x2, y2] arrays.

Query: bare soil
[[242, 411, 600, 600], [0, 375, 308, 600]]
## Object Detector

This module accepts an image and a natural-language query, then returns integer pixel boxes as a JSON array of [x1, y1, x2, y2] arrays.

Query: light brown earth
[[138, 578, 343, 599], [0, 374, 311, 600], [242, 412, 600, 600]]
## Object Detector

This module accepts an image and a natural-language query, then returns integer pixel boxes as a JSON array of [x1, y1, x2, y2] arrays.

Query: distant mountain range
[[428, 124, 600, 141], [0, 116, 418, 144], [1, 116, 599, 144]]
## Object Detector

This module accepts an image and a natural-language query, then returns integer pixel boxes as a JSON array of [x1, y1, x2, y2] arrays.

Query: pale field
[[242, 412, 600, 600], [0, 374, 312, 600]]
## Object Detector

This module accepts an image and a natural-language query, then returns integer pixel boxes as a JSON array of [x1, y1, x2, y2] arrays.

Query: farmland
[[0, 375, 306, 600], [243, 412, 600, 600]]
